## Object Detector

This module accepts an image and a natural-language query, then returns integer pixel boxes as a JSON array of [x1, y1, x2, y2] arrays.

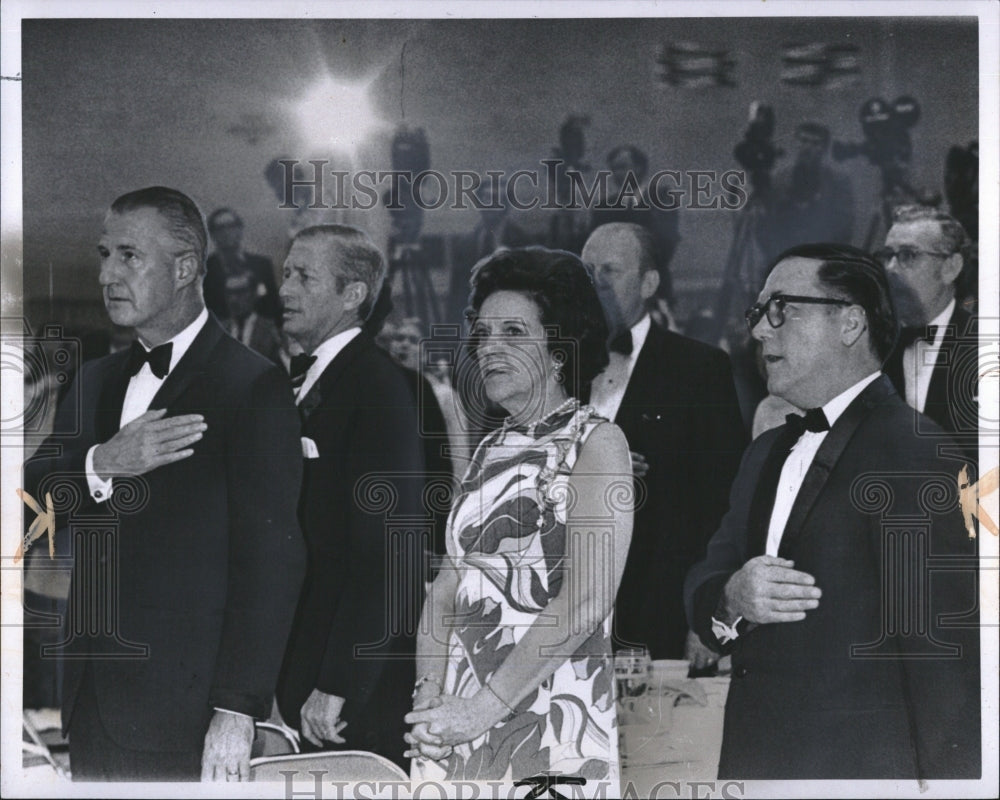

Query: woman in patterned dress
[[405, 248, 634, 793]]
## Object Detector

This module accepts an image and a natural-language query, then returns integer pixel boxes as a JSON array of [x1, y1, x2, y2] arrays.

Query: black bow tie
[[785, 408, 830, 437], [125, 340, 173, 379], [897, 324, 939, 351], [289, 353, 317, 388], [609, 329, 633, 355]]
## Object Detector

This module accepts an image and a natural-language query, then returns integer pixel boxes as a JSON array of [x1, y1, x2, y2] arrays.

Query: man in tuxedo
[[685, 244, 980, 779], [580, 222, 747, 662], [382, 315, 456, 573], [878, 205, 977, 461], [23, 186, 305, 781], [275, 224, 426, 767], [589, 144, 682, 321]]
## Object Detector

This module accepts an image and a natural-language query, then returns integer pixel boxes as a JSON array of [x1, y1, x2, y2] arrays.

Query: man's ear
[[174, 252, 201, 289], [342, 281, 369, 312], [841, 305, 868, 348], [940, 252, 964, 287], [639, 268, 660, 301]]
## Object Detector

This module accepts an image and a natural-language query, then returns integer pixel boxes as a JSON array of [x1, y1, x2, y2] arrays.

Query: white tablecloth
[[620, 660, 730, 796]]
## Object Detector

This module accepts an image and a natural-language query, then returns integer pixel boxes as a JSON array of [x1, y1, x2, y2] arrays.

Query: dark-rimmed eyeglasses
[[745, 293, 853, 333], [872, 246, 952, 269]]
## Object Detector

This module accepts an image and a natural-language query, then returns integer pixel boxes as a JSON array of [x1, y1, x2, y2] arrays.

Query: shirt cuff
[[712, 615, 745, 644], [213, 707, 255, 721], [85, 445, 113, 503]]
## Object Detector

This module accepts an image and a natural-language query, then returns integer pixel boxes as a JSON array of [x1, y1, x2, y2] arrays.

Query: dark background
[[17, 16, 978, 333]]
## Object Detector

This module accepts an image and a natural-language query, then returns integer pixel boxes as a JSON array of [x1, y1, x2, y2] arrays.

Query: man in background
[[448, 178, 531, 327], [758, 122, 854, 264], [581, 222, 747, 665], [203, 207, 281, 324], [878, 205, 977, 461], [223, 272, 282, 363], [589, 144, 682, 326]]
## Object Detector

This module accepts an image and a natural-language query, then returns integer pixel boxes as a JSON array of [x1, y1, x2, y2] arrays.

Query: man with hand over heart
[[685, 244, 980, 780], [23, 186, 305, 782]]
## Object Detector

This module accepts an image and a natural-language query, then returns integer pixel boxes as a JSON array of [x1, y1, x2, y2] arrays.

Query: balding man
[[685, 244, 979, 778], [581, 222, 746, 663], [878, 205, 977, 461], [275, 225, 426, 767], [24, 186, 305, 781]]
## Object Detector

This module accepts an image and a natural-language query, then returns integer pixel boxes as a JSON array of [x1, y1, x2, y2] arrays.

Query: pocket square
[[301, 436, 320, 459]]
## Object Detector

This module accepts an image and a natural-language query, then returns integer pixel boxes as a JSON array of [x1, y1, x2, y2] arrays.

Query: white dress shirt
[[589, 314, 651, 422], [295, 327, 361, 404], [765, 371, 881, 556], [85, 308, 209, 502], [902, 298, 954, 413]]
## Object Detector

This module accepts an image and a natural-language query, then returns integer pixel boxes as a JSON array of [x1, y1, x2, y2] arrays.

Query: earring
[[552, 362, 564, 384]]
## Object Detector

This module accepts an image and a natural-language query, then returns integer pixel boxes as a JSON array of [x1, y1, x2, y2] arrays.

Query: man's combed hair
[[293, 224, 386, 321], [467, 246, 610, 399], [891, 204, 970, 257], [110, 186, 208, 274], [771, 242, 898, 364]]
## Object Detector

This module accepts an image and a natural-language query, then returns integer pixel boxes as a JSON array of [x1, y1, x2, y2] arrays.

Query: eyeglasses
[[873, 246, 952, 268], [745, 293, 853, 333]]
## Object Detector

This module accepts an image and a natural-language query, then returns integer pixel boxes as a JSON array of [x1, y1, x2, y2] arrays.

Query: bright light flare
[[295, 76, 382, 152]]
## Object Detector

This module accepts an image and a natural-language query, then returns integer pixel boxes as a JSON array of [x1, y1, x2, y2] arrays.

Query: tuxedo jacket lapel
[[149, 316, 224, 411], [924, 306, 970, 427], [615, 324, 660, 426], [298, 382, 322, 422], [778, 375, 895, 556], [96, 351, 132, 440], [299, 332, 370, 425]]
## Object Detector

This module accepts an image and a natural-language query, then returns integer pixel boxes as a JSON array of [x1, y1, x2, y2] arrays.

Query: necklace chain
[[504, 396, 578, 433]]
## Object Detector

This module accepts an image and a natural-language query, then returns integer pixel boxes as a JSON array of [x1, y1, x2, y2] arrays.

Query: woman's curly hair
[[465, 247, 610, 400]]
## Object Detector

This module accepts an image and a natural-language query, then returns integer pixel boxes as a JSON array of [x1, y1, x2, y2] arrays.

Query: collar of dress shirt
[[137, 307, 208, 373], [821, 370, 881, 427], [297, 327, 362, 399], [627, 313, 652, 363], [924, 297, 955, 348]]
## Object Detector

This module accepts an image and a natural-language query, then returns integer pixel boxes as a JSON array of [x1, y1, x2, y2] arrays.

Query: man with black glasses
[[876, 205, 977, 460], [684, 244, 980, 780]]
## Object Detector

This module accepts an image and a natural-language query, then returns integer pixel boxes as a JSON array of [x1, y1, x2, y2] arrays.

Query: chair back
[[250, 750, 409, 783], [252, 721, 301, 758]]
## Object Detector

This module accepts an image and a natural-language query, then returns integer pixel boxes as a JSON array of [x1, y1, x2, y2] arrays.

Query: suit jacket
[[204, 251, 281, 324], [888, 305, 978, 463], [585, 324, 747, 658], [24, 315, 306, 753], [684, 376, 980, 779], [276, 333, 426, 763]]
